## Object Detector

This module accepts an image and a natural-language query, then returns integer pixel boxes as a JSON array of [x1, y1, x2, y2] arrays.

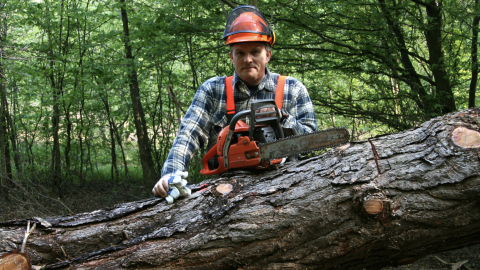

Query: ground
[[383, 244, 480, 270]]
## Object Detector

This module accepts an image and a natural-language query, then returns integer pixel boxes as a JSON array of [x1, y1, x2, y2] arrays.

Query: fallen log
[[0, 108, 479, 270]]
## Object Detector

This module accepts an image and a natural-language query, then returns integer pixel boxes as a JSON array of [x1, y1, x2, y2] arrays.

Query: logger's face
[[229, 42, 271, 86]]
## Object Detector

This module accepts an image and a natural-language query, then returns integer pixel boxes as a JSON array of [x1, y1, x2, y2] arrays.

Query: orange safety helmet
[[223, 5, 275, 46]]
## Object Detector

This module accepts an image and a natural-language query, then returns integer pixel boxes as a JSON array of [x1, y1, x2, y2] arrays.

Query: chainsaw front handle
[[249, 100, 284, 140], [228, 110, 251, 132], [200, 142, 223, 175]]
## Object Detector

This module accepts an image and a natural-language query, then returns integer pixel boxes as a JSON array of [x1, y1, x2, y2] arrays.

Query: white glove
[[153, 171, 191, 204]]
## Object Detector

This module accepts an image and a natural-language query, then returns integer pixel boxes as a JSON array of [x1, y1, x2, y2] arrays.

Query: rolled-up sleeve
[[161, 78, 222, 176]]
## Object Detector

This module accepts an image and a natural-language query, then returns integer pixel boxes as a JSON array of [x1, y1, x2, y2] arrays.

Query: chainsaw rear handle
[[223, 113, 247, 169], [200, 142, 225, 175]]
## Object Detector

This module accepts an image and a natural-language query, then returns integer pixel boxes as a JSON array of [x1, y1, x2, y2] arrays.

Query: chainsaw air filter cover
[[254, 126, 278, 143]]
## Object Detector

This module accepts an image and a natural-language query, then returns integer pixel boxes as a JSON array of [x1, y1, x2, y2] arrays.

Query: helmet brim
[[226, 33, 273, 45]]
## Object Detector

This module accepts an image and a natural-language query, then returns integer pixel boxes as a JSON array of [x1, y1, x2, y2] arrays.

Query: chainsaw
[[200, 99, 349, 175]]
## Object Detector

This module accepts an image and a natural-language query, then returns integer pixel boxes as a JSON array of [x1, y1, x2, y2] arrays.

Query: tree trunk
[[63, 104, 72, 175], [45, 0, 65, 199], [1, 108, 480, 270], [78, 93, 86, 184], [6, 84, 21, 175], [50, 75, 62, 198], [101, 96, 119, 183], [424, 2, 456, 114], [0, 70, 13, 196], [470, 0, 480, 109], [119, 0, 156, 187], [0, 2, 14, 197]]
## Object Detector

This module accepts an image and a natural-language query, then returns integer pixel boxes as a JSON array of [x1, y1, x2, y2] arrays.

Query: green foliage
[[0, 0, 478, 198]]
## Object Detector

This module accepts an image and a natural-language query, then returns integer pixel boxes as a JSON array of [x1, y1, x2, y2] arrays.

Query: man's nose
[[244, 54, 253, 63]]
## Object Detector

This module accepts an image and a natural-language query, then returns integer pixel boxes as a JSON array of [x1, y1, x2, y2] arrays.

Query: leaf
[[451, 260, 469, 270]]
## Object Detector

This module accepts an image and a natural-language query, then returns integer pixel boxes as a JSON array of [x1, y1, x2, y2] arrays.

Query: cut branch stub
[[451, 127, 480, 149], [216, 183, 233, 195], [364, 199, 384, 215], [0, 250, 31, 270], [357, 192, 391, 220]]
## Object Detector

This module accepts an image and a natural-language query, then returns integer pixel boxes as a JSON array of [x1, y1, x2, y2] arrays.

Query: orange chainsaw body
[[200, 120, 283, 175], [200, 100, 284, 175]]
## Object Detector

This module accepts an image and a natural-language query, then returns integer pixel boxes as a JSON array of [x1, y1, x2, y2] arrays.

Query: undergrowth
[[0, 169, 150, 222]]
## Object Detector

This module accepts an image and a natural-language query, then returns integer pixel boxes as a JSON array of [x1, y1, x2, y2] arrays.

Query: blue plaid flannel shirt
[[161, 67, 318, 176]]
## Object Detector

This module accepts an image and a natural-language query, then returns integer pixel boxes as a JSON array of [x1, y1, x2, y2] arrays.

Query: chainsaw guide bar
[[259, 127, 350, 160]]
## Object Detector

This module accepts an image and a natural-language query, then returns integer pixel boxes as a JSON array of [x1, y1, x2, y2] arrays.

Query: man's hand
[[153, 171, 191, 204], [152, 174, 172, 198], [255, 107, 277, 118]]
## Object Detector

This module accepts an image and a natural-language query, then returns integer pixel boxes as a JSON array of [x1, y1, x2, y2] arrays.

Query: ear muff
[[271, 30, 276, 46]]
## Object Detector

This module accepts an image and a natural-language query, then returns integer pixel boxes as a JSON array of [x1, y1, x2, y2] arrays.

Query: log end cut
[[451, 127, 480, 148]]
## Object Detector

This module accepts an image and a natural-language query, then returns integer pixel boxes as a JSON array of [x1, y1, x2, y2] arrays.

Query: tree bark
[[1, 108, 480, 270]]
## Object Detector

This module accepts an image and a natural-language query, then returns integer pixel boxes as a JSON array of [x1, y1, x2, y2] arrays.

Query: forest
[[1, 0, 480, 269], [0, 0, 478, 223]]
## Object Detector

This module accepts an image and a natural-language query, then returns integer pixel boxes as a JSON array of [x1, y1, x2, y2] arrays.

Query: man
[[152, 5, 318, 199]]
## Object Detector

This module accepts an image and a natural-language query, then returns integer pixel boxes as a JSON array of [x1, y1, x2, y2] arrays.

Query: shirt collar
[[232, 67, 275, 93]]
